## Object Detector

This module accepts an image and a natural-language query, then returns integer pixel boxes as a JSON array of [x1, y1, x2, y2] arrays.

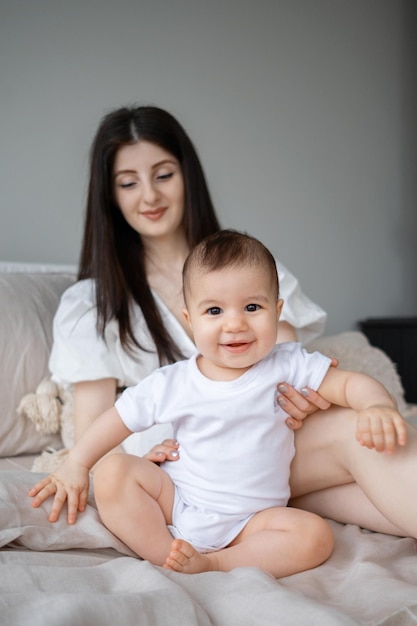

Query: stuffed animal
[[17, 378, 74, 472]]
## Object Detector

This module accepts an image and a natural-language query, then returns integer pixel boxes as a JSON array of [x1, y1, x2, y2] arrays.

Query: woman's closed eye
[[115, 170, 174, 189], [156, 171, 174, 181], [118, 181, 136, 189]]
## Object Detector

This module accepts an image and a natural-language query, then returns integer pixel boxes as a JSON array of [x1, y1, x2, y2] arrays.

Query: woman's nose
[[142, 180, 159, 205]]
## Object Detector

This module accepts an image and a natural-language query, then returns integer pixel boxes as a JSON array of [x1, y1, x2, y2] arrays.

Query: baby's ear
[[182, 308, 191, 324], [277, 299, 284, 318]]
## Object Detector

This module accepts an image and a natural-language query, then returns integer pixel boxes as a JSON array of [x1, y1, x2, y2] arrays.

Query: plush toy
[[17, 378, 74, 472]]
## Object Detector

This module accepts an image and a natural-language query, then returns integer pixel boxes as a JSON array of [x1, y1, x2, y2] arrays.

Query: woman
[[49, 105, 417, 539]]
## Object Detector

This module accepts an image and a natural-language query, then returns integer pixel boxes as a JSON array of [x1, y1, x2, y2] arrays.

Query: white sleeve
[[118, 370, 175, 457], [270, 343, 332, 392], [276, 259, 327, 345], [48, 279, 159, 387]]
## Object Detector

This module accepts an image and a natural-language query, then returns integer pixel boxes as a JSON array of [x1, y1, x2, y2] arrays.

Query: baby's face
[[183, 264, 282, 381]]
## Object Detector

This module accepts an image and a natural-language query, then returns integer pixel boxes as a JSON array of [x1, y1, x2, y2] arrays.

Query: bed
[[1, 264, 416, 626]]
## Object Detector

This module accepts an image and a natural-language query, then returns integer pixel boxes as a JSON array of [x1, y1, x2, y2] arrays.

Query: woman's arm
[[73, 379, 126, 458], [73, 379, 117, 442]]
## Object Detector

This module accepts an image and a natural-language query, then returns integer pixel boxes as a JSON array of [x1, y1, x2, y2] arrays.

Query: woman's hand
[[144, 439, 180, 463], [278, 357, 338, 430], [28, 456, 90, 524]]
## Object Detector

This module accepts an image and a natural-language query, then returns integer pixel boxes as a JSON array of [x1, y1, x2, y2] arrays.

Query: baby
[[30, 230, 406, 578]]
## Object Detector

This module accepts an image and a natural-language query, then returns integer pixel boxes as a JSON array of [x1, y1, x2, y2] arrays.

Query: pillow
[[0, 271, 75, 456], [307, 331, 407, 413], [0, 470, 135, 555]]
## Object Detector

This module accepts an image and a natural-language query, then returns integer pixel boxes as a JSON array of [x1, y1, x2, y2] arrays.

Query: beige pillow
[[0, 272, 75, 456]]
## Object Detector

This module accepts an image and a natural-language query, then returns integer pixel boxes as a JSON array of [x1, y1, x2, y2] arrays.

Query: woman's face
[[113, 141, 185, 242]]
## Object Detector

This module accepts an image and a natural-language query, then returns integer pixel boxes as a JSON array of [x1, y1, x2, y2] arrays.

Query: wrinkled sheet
[[1, 470, 417, 626]]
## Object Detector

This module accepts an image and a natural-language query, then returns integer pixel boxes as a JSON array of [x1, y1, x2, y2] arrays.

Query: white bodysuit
[[49, 260, 327, 456], [115, 342, 332, 552]]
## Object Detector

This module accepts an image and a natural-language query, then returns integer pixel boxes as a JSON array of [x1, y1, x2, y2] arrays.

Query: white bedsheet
[[1, 470, 416, 625]]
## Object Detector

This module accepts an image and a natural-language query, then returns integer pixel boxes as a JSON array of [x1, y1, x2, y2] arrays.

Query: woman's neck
[[143, 231, 189, 273], [144, 231, 192, 337]]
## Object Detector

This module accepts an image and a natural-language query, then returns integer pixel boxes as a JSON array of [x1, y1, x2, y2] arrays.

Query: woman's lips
[[141, 207, 168, 221]]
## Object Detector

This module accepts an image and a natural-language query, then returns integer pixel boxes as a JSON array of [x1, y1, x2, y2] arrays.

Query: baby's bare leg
[[94, 453, 175, 564], [164, 507, 333, 578]]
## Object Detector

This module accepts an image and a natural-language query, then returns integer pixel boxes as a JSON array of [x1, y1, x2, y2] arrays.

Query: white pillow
[[0, 271, 75, 456]]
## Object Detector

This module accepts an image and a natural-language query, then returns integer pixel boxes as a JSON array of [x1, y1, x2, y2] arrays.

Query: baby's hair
[[183, 229, 279, 303]]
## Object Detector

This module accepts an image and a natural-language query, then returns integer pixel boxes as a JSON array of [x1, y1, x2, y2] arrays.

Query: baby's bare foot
[[163, 539, 214, 574]]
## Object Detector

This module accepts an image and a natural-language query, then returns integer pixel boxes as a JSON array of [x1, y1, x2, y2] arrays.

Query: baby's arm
[[318, 368, 407, 453], [28, 406, 132, 523]]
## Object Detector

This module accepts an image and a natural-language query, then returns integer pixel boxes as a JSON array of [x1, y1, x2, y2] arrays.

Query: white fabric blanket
[[1, 470, 417, 625]]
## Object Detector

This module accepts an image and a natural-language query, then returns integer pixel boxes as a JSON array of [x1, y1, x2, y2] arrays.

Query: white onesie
[[115, 342, 332, 552]]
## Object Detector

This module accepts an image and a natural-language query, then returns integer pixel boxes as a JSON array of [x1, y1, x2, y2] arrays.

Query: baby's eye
[[207, 307, 222, 316], [245, 303, 260, 312]]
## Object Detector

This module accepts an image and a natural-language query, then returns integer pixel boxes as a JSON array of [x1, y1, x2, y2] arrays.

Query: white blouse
[[49, 259, 326, 388]]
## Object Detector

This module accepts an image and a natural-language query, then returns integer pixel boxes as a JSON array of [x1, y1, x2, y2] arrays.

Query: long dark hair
[[78, 106, 221, 364]]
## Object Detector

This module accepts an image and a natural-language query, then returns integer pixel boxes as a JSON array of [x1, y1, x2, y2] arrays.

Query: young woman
[[48, 105, 417, 539]]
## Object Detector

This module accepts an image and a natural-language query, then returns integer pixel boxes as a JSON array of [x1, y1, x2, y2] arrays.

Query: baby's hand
[[356, 406, 407, 454], [28, 456, 90, 524]]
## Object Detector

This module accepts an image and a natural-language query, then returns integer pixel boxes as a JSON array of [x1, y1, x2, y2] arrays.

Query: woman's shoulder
[[59, 278, 95, 304], [50, 278, 100, 344], [49, 278, 134, 385], [55, 278, 96, 320]]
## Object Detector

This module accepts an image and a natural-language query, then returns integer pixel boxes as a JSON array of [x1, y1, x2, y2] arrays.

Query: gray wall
[[1, 0, 416, 334]]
